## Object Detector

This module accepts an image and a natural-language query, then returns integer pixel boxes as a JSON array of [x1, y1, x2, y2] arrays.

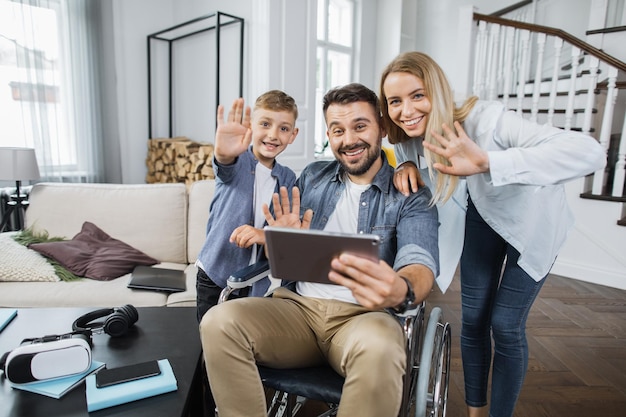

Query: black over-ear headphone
[[72, 304, 138, 338]]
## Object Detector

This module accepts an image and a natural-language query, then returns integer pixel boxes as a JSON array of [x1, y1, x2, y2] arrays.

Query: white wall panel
[[267, 0, 318, 173]]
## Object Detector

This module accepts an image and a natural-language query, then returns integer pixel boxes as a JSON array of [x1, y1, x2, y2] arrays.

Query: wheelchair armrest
[[227, 259, 271, 289], [386, 301, 425, 319], [218, 259, 271, 304], [393, 301, 425, 318]]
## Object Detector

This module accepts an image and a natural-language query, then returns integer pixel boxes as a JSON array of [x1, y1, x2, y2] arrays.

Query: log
[[146, 137, 215, 184]]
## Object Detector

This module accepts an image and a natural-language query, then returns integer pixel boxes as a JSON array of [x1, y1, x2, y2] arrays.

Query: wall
[[104, 0, 255, 184], [103, 0, 319, 183], [249, 0, 317, 174], [409, 0, 517, 100], [373, 0, 402, 89], [552, 180, 626, 289]]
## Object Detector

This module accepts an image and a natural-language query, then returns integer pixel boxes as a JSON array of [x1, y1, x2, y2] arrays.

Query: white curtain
[[0, 0, 103, 183]]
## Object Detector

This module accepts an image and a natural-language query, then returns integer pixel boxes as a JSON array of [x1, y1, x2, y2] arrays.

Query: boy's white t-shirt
[[254, 163, 281, 294], [252, 163, 276, 262], [297, 177, 371, 304]]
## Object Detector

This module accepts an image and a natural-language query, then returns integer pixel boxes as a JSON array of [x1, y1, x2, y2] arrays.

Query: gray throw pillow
[[29, 222, 158, 281]]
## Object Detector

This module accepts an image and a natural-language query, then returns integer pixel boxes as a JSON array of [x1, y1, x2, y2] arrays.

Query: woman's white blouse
[[394, 100, 606, 292]]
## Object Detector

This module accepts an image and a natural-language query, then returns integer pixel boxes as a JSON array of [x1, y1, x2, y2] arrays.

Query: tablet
[[264, 227, 380, 284]]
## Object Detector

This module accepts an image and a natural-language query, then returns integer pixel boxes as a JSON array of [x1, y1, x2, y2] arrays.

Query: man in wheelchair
[[200, 83, 439, 417]]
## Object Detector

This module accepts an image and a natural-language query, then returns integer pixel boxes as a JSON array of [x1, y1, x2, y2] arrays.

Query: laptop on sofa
[[128, 266, 186, 293]]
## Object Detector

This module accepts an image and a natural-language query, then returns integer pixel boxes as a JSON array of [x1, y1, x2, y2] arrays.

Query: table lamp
[[0, 147, 41, 232]]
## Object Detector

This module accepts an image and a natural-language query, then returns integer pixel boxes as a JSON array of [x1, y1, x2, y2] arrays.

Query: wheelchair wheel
[[399, 304, 425, 417], [414, 307, 451, 417]]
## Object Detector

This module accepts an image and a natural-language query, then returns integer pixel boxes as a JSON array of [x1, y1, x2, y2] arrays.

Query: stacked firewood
[[146, 137, 215, 186]]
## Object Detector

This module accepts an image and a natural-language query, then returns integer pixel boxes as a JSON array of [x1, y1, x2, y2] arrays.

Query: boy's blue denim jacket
[[196, 147, 296, 296], [296, 153, 439, 279]]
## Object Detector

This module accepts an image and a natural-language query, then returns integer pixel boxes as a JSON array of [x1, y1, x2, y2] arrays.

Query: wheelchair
[[217, 260, 451, 417]]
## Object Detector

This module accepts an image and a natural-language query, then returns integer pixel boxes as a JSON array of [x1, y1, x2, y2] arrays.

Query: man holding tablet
[[200, 83, 439, 417]]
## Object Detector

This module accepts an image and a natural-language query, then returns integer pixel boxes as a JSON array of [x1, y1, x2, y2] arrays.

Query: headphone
[[72, 304, 138, 338], [21, 330, 93, 346]]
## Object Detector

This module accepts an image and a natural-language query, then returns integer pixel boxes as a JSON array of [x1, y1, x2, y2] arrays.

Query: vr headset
[[0, 305, 137, 384], [0, 331, 92, 384]]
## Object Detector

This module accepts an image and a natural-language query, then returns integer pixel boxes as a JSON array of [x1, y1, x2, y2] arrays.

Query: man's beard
[[335, 142, 381, 176]]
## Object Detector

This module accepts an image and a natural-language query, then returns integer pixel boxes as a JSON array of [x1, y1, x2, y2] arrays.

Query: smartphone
[[95, 360, 161, 388]]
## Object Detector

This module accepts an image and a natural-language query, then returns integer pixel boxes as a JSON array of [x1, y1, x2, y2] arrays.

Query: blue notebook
[[85, 358, 177, 412], [0, 308, 17, 332], [10, 360, 105, 399]]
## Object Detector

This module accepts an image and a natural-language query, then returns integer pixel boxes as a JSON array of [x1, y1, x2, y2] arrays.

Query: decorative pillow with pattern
[[0, 232, 60, 282]]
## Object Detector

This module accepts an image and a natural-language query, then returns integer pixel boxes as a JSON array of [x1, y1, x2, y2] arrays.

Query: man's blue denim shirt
[[297, 153, 440, 278]]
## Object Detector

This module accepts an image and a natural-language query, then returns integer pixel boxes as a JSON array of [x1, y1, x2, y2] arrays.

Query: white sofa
[[0, 180, 215, 308]]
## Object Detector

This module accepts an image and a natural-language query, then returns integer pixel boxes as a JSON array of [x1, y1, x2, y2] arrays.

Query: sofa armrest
[[186, 180, 215, 264]]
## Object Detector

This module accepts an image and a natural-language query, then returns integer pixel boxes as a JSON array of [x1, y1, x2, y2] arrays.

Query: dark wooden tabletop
[[0, 306, 202, 417]]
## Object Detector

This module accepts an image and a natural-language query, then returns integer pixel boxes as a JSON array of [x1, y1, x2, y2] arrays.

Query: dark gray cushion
[[29, 222, 158, 281]]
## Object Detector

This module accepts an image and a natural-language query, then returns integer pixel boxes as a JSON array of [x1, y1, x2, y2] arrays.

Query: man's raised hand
[[263, 186, 313, 230]]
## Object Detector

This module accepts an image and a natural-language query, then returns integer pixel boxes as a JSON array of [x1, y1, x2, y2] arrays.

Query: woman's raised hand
[[424, 121, 490, 177]]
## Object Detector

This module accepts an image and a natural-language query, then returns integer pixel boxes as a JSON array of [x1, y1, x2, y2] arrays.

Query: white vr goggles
[[1, 332, 92, 384]]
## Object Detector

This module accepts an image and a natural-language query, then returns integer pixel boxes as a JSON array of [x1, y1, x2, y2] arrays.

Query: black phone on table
[[95, 360, 161, 388]]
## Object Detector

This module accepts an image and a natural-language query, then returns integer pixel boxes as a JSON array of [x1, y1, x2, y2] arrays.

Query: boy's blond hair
[[254, 90, 299, 121]]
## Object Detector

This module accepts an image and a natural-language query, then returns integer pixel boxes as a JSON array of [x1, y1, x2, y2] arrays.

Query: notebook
[[0, 309, 17, 332], [85, 359, 177, 412], [264, 227, 380, 284], [10, 360, 105, 399], [127, 266, 186, 293]]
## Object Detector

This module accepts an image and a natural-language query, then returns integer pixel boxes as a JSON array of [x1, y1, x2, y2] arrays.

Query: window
[[0, 0, 103, 182], [315, 0, 355, 158]]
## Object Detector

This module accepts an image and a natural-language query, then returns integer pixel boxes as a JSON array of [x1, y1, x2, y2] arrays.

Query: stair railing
[[471, 12, 626, 200]]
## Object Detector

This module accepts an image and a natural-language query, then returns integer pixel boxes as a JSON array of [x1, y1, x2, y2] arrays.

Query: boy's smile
[[251, 109, 298, 168]]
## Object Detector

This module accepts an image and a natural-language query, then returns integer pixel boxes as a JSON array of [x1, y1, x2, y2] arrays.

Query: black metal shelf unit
[[147, 12, 244, 138]]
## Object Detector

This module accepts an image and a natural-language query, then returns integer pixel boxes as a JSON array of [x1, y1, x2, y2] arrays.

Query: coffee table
[[0, 306, 203, 417]]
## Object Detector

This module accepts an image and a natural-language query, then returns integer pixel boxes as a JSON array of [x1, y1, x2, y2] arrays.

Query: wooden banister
[[587, 26, 626, 36], [597, 81, 626, 90], [471, 10, 626, 201], [474, 12, 626, 73]]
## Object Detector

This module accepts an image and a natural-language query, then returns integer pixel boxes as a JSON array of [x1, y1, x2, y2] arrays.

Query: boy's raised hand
[[214, 98, 252, 165]]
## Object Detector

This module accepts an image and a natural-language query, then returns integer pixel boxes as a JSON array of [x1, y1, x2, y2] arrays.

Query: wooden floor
[[427, 273, 626, 417], [295, 273, 626, 417]]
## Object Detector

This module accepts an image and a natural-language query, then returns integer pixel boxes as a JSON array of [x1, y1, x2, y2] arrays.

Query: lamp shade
[[0, 147, 41, 181]]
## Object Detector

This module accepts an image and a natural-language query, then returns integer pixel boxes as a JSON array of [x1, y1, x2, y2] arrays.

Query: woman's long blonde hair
[[379, 51, 478, 203]]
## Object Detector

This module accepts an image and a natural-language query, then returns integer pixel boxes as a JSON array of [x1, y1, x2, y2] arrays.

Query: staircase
[[465, 0, 626, 290], [470, 1, 626, 226]]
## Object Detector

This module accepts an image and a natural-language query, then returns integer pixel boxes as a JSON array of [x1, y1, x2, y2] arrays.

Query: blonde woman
[[379, 51, 605, 417]]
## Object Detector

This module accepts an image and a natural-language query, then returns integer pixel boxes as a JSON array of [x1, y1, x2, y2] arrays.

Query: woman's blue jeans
[[460, 197, 546, 417]]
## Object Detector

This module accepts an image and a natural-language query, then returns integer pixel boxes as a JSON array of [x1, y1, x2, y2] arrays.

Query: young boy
[[195, 90, 299, 322]]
